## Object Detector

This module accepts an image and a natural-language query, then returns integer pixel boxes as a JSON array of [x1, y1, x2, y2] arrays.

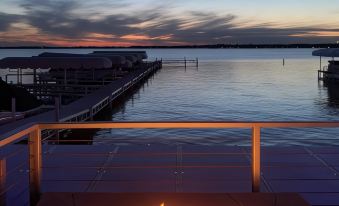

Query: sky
[[0, 0, 339, 46]]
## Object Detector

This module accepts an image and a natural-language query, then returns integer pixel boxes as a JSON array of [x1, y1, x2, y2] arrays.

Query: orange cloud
[[43, 40, 135, 47], [121, 34, 151, 40], [120, 34, 173, 41], [85, 33, 116, 39], [290, 31, 339, 37]]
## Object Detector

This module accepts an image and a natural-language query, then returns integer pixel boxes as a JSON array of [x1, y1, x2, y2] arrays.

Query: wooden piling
[[55, 97, 60, 122], [11, 98, 16, 122]]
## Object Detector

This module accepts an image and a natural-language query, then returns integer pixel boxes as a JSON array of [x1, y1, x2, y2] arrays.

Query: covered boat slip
[[0, 51, 160, 124], [92, 50, 148, 60], [312, 48, 339, 58], [0, 61, 161, 139], [0, 52, 147, 103], [312, 48, 339, 81]]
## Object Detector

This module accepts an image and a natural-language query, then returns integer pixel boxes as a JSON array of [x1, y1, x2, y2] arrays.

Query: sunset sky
[[0, 0, 339, 46]]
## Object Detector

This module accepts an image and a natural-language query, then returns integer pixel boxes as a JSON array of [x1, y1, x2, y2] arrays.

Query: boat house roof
[[92, 51, 148, 59], [0, 57, 112, 69], [38, 52, 126, 65], [312, 48, 339, 57]]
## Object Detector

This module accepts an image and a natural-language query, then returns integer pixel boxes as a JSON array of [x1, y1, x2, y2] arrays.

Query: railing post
[[252, 125, 261, 192], [55, 97, 60, 122], [29, 129, 42, 205], [11, 98, 16, 122], [0, 158, 6, 206], [89, 107, 93, 121]]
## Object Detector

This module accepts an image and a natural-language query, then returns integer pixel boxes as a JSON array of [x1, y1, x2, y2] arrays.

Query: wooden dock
[[0, 61, 161, 139]]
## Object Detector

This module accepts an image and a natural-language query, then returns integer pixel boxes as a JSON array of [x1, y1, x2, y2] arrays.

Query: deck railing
[[2, 121, 339, 205]]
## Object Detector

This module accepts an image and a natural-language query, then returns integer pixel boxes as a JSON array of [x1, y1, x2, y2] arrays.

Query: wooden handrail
[[2, 121, 339, 148]]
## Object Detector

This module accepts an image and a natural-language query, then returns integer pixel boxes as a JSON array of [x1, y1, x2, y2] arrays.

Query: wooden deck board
[[37, 192, 310, 206]]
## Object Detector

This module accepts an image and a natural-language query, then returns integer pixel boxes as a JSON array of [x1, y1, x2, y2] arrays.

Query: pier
[[0, 60, 161, 138]]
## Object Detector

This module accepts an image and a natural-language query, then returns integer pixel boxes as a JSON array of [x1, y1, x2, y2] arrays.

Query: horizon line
[[1, 43, 339, 49]]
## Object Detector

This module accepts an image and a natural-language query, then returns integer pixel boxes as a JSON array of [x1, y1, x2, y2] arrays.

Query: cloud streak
[[0, 0, 338, 46]]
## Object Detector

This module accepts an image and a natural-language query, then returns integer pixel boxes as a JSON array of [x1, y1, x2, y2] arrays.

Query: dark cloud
[[0, 12, 23, 31], [0, 0, 338, 45], [19, 0, 150, 37]]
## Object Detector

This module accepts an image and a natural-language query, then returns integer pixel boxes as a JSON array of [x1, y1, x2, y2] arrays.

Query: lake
[[1, 48, 339, 146]]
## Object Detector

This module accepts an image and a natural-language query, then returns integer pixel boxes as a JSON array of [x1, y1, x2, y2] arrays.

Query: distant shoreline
[[1, 44, 339, 49]]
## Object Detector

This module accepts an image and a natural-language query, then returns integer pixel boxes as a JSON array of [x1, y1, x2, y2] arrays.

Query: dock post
[[85, 87, 88, 95], [33, 68, 37, 85], [64, 68, 67, 86], [252, 126, 261, 192], [29, 129, 42, 206], [196, 58, 199, 68], [184, 57, 187, 68], [89, 107, 93, 121], [55, 97, 60, 122], [11, 98, 16, 122], [318, 71, 321, 80], [17, 69, 19, 84], [33, 68, 37, 96], [20, 68, 23, 84], [109, 100, 112, 110], [0, 158, 6, 206]]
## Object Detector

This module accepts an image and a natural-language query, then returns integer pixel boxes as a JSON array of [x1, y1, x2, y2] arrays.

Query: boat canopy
[[88, 54, 126, 65], [90, 52, 139, 63], [312, 49, 339, 57], [38, 52, 126, 65], [92, 51, 148, 59], [122, 60, 133, 69], [0, 57, 112, 69]]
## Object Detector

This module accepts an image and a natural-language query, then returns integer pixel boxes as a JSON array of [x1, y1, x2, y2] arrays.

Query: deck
[[1, 144, 339, 206]]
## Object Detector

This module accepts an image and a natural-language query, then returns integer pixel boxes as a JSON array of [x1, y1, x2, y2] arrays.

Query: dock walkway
[[0, 61, 161, 140]]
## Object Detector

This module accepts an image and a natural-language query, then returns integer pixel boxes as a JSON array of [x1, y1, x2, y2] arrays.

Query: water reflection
[[56, 72, 156, 145], [91, 60, 339, 147], [324, 81, 339, 108]]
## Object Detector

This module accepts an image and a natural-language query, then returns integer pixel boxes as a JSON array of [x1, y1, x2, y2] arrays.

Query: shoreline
[[1, 44, 339, 49]]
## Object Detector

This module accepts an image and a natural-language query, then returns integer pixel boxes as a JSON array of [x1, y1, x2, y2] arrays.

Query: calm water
[[1, 48, 339, 146]]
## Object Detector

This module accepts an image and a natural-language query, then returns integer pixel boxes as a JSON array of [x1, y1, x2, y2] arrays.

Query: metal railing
[[161, 57, 199, 68], [1, 121, 339, 205]]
